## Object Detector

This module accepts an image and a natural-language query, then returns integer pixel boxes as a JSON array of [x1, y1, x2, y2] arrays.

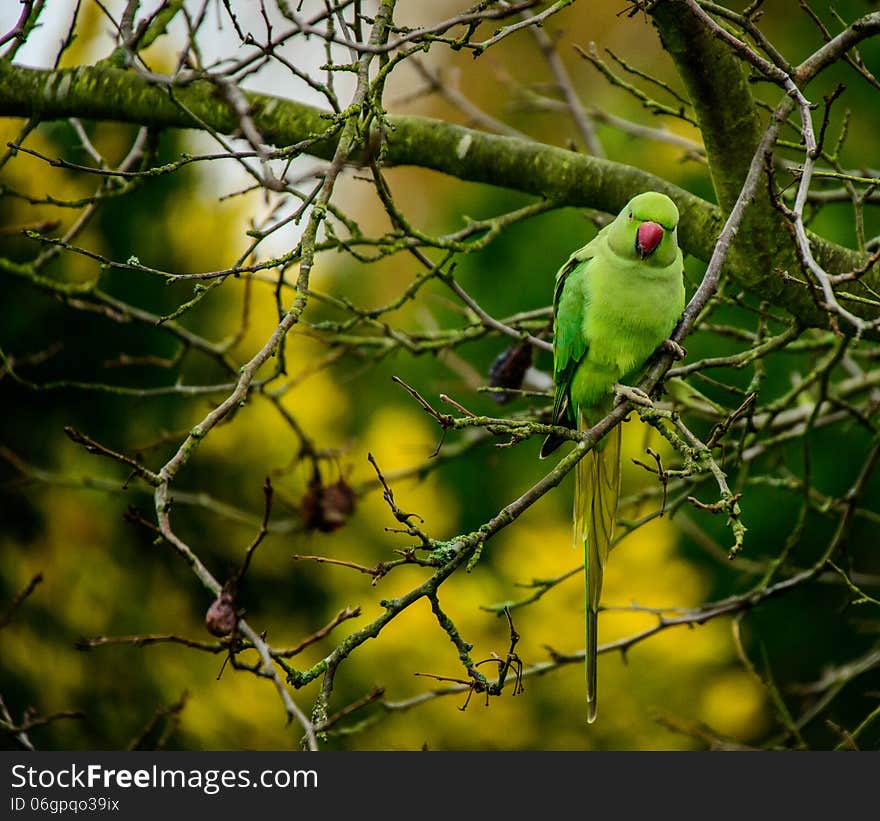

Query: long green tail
[[575, 415, 621, 724]]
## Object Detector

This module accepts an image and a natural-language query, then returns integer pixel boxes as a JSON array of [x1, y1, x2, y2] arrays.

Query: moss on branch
[[649, 3, 814, 324]]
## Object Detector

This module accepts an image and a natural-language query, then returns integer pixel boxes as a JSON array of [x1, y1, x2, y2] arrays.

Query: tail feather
[[586, 606, 598, 723], [575, 414, 621, 724]]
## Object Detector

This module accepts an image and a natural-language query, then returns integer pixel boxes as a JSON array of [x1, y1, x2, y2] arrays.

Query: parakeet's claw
[[613, 383, 654, 407], [662, 339, 687, 360]]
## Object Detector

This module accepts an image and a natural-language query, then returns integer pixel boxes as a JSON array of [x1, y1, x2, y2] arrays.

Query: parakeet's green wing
[[540, 234, 603, 458], [545, 233, 620, 721]]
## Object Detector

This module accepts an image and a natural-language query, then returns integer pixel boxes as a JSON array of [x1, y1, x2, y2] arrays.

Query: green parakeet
[[540, 191, 685, 723]]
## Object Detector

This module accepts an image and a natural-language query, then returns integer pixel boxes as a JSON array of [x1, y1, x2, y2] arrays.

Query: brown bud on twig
[[205, 589, 237, 637], [300, 476, 356, 533]]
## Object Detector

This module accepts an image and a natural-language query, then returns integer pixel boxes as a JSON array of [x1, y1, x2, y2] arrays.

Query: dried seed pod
[[488, 341, 533, 404], [300, 476, 356, 533], [205, 589, 237, 637]]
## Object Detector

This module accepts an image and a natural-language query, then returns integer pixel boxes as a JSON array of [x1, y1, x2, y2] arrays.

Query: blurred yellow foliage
[[700, 670, 768, 741]]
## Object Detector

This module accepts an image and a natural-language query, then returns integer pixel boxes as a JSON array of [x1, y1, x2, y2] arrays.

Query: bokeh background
[[1, 0, 879, 750]]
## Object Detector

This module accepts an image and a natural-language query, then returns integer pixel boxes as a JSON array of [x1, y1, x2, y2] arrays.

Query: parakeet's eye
[[628, 212, 633, 220]]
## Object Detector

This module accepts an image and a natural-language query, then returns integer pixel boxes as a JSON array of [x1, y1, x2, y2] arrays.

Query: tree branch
[[0, 60, 873, 329]]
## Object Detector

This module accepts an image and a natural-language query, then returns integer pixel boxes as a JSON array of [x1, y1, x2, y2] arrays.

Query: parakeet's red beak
[[636, 221, 663, 256]]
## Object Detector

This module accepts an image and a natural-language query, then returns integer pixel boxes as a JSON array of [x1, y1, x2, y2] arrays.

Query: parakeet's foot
[[662, 339, 687, 360], [613, 383, 654, 407]]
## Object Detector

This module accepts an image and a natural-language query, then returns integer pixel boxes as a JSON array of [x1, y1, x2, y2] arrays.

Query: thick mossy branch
[[650, 1, 840, 327], [0, 60, 873, 328], [651, 1, 765, 213]]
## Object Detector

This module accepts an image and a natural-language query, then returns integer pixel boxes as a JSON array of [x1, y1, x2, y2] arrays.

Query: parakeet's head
[[607, 191, 680, 267]]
